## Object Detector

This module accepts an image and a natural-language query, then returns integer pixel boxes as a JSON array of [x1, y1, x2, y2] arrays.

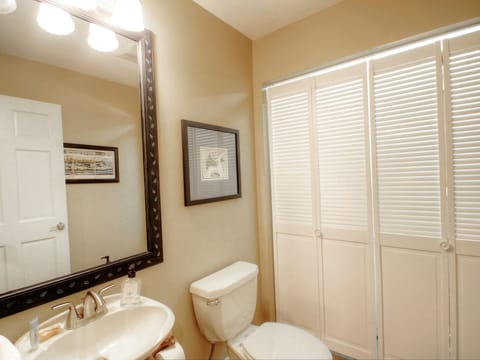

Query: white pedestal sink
[[15, 295, 175, 360]]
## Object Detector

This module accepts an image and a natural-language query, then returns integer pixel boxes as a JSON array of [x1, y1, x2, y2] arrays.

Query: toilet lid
[[241, 322, 332, 360]]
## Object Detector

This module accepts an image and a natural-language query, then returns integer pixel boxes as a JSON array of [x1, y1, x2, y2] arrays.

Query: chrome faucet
[[83, 284, 115, 320], [51, 284, 115, 330]]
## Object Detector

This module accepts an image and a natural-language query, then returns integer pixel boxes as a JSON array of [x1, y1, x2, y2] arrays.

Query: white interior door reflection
[[0, 95, 70, 292]]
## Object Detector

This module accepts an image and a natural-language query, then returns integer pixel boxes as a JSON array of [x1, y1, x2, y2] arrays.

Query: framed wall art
[[64, 143, 119, 183], [182, 120, 241, 206]]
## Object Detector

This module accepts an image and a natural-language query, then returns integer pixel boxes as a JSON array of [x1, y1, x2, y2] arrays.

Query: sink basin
[[16, 295, 175, 360]]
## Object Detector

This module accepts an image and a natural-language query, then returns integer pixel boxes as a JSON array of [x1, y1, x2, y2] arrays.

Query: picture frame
[[64, 143, 119, 183], [182, 120, 241, 206]]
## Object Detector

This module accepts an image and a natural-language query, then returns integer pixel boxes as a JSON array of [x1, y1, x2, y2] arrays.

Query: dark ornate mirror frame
[[0, 0, 162, 318]]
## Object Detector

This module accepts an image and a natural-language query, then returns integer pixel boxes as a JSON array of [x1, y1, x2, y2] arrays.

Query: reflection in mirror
[[0, 0, 160, 315]]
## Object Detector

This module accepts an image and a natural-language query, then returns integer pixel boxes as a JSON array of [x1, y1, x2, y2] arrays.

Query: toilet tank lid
[[190, 261, 258, 299]]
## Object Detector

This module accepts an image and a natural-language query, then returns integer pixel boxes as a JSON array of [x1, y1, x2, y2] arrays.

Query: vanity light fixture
[[35, 0, 144, 52], [67, 0, 97, 11], [88, 23, 119, 52], [0, 0, 16, 14], [37, 2, 75, 35], [112, 0, 144, 32]]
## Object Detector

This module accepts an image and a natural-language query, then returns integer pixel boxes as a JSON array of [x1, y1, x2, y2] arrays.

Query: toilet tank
[[190, 261, 258, 343]]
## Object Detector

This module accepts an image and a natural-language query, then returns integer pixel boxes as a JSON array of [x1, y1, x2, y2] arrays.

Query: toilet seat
[[233, 322, 332, 360]]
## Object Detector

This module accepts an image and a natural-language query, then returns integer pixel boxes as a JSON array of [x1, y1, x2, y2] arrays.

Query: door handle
[[50, 222, 66, 232], [440, 241, 452, 252]]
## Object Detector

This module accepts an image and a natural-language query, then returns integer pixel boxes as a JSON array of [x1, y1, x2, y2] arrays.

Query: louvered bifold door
[[267, 79, 322, 337], [444, 30, 480, 360], [371, 44, 450, 359], [313, 64, 376, 359]]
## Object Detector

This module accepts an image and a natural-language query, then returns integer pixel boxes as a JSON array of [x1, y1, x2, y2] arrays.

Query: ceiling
[[193, 0, 343, 40]]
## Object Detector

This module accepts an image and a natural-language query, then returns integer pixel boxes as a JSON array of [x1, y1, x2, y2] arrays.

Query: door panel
[[14, 110, 51, 138], [268, 80, 322, 338], [372, 43, 450, 359], [382, 247, 449, 359], [314, 64, 377, 359], [22, 237, 59, 284], [322, 239, 375, 358], [457, 256, 480, 359], [445, 31, 480, 359], [275, 232, 321, 336], [17, 149, 54, 219]]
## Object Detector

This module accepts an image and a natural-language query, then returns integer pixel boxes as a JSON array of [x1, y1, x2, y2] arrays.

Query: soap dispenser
[[120, 269, 141, 306]]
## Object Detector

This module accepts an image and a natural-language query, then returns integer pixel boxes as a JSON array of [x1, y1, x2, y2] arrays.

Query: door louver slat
[[449, 48, 480, 241], [374, 56, 442, 239], [315, 77, 368, 232], [270, 90, 313, 226]]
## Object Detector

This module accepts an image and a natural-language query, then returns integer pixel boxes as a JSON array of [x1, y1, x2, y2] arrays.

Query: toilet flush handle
[[207, 299, 220, 306]]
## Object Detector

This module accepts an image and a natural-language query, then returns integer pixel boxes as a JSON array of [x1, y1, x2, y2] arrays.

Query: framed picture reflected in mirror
[[64, 143, 119, 183]]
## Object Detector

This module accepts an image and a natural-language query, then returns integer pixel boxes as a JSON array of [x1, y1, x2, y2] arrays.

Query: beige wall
[[252, 0, 480, 322], [5, 0, 479, 358], [0, 53, 146, 273], [0, 1, 256, 359]]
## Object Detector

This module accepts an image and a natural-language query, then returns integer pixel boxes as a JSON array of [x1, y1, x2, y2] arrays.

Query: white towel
[[0, 335, 21, 360]]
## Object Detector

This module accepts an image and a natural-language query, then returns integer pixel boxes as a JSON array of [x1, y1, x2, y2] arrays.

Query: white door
[[0, 95, 70, 292], [267, 70, 378, 359], [314, 63, 376, 359], [444, 31, 480, 360], [267, 79, 323, 338], [371, 43, 450, 359], [267, 27, 480, 360]]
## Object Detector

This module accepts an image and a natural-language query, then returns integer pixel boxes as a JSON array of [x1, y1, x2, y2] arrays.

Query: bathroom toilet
[[190, 261, 332, 360]]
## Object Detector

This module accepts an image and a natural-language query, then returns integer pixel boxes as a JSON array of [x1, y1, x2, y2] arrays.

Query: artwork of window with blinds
[[181, 120, 241, 206], [372, 46, 442, 240]]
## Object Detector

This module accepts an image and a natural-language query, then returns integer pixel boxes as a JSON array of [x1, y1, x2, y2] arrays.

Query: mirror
[[0, 0, 162, 317]]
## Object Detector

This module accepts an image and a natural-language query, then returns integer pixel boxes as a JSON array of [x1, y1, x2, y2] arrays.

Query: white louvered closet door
[[445, 31, 480, 360], [371, 43, 450, 360], [314, 64, 376, 359], [267, 79, 322, 337]]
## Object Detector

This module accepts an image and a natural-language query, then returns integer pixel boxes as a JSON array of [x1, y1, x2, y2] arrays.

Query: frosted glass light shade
[[37, 3, 74, 35], [0, 0, 16, 14], [88, 24, 119, 52], [112, 0, 144, 32]]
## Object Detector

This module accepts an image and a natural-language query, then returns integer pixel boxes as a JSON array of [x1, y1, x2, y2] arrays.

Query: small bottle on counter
[[120, 269, 141, 306], [29, 317, 39, 351]]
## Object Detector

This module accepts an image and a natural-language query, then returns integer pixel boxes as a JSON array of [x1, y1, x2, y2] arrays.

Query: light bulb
[[88, 23, 119, 52], [112, 0, 144, 32], [0, 0, 16, 14], [37, 3, 75, 35]]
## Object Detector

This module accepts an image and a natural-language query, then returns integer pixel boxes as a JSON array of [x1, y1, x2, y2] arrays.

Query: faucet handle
[[51, 301, 81, 330], [99, 283, 115, 297], [52, 301, 79, 314], [83, 284, 114, 320]]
